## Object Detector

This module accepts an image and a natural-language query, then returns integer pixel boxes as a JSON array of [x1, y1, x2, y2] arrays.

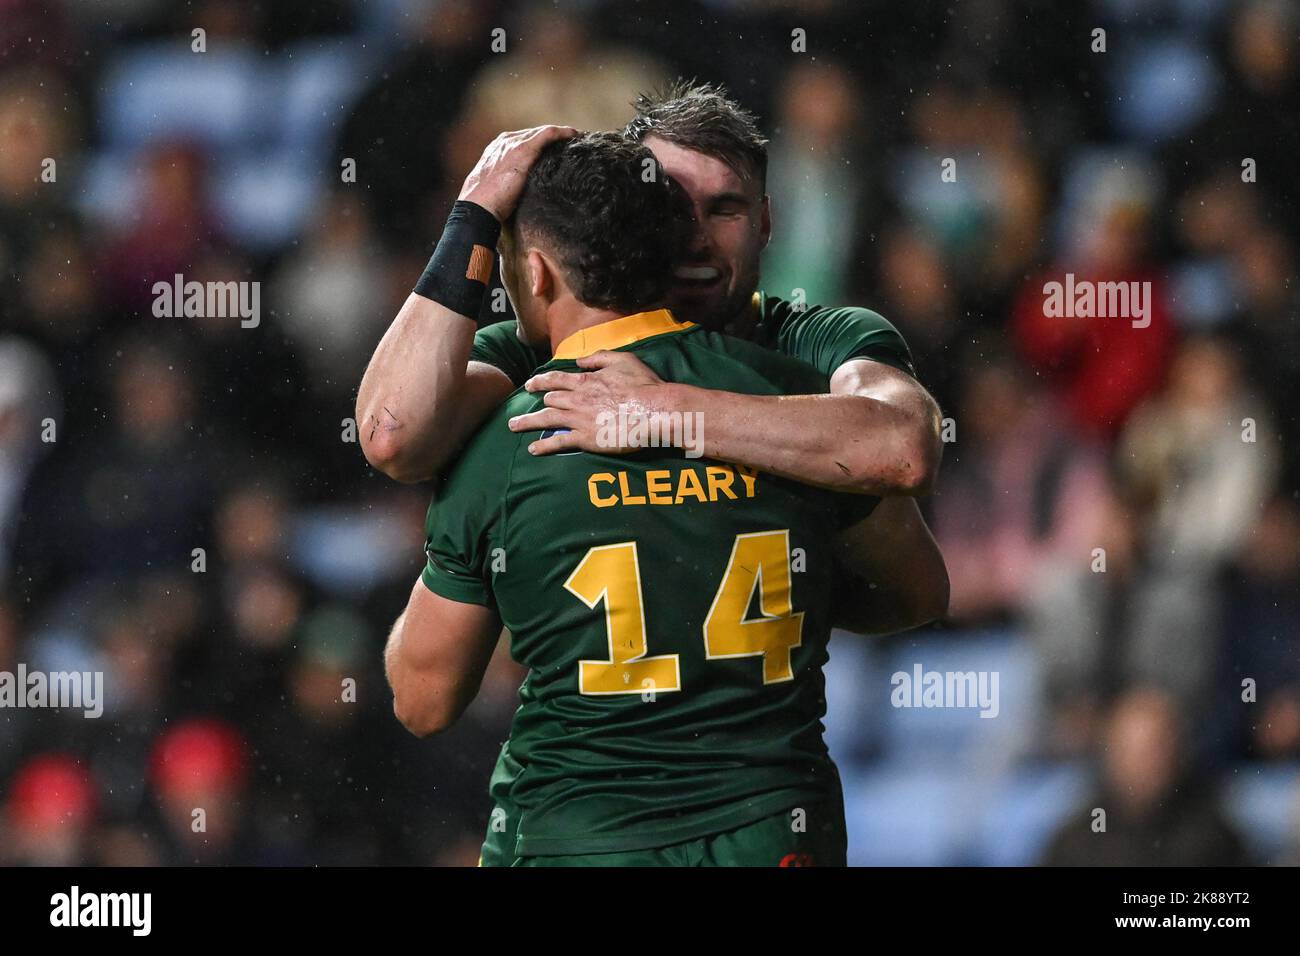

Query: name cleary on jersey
[[587, 462, 758, 508]]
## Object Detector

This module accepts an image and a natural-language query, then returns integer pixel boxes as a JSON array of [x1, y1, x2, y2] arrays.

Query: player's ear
[[758, 194, 772, 250], [525, 248, 553, 302]]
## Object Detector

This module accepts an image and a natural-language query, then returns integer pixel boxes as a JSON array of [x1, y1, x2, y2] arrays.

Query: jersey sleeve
[[774, 302, 918, 379], [421, 425, 513, 606], [470, 320, 546, 389]]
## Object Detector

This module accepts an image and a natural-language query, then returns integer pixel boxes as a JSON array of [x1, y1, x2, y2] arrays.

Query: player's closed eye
[[706, 195, 750, 217]]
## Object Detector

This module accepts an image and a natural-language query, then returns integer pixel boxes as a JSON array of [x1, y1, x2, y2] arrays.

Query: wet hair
[[624, 79, 769, 188], [512, 131, 694, 314]]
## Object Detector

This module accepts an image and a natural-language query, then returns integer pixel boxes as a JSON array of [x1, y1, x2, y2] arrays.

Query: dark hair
[[513, 132, 693, 314], [624, 79, 769, 188]]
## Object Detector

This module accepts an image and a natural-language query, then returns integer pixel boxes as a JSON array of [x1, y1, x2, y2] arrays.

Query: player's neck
[[547, 300, 633, 354], [720, 290, 761, 339]]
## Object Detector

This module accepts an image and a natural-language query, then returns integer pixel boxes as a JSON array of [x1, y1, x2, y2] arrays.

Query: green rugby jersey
[[469, 291, 916, 386], [425, 309, 878, 856]]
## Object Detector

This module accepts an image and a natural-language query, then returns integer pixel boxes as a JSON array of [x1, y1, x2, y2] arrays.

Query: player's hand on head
[[508, 350, 668, 456], [458, 125, 580, 222]]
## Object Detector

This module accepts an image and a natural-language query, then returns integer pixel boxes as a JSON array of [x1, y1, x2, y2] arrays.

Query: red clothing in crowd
[[1012, 268, 1176, 441]]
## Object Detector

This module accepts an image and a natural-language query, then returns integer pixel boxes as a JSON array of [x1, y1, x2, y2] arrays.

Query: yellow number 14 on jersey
[[565, 531, 804, 696]]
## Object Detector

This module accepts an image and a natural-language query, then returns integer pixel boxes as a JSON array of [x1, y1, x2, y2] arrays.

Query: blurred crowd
[[0, 0, 1296, 865]]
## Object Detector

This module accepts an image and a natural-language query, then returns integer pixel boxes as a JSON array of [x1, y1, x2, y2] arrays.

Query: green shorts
[[480, 793, 846, 867]]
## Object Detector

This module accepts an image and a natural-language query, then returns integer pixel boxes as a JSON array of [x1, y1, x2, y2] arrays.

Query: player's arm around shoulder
[[826, 355, 944, 496], [511, 344, 944, 496], [386, 578, 503, 737], [774, 298, 944, 496], [776, 300, 948, 626]]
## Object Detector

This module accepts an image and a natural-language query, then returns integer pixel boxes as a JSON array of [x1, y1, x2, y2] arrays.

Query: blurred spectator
[[1163, 0, 1299, 238], [97, 142, 223, 313], [0, 68, 85, 330], [9, 227, 100, 360], [874, 226, 962, 410], [0, 753, 97, 866], [1028, 337, 1278, 747], [0, 337, 59, 582], [1117, 334, 1279, 711], [931, 338, 1111, 624], [1117, 335, 1278, 571], [761, 60, 869, 307], [1012, 158, 1176, 440], [444, 2, 668, 181], [272, 191, 388, 397], [338, 0, 497, 245], [900, 82, 1045, 294], [0, 68, 77, 217], [1026, 490, 1139, 756], [249, 605, 383, 865], [12, 333, 216, 603], [1228, 496, 1300, 760], [148, 718, 253, 865], [1042, 688, 1250, 866]]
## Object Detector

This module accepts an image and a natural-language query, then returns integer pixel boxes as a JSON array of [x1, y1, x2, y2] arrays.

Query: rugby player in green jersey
[[387, 131, 917, 865], [364, 83, 950, 864], [359, 81, 947, 694], [357, 82, 944, 552]]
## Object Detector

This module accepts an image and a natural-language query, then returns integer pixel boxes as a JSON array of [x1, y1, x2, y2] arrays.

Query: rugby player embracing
[[380, 130, 945, 866]]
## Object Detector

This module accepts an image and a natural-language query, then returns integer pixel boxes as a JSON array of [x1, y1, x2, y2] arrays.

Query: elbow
[[892, 428, 943, 497], [391, 684, 462, 738], [392, 698, 454, 738], [843, 437, 941, 496], [840, 414, 944, 496], [360, 425, 434, 484]]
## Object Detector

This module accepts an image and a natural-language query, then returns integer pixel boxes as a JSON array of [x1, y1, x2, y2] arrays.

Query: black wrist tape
[[413, 200, 501, 318]]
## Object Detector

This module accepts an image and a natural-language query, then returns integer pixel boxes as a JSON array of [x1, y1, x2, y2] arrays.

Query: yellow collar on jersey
[[552, 309, 694, 360]]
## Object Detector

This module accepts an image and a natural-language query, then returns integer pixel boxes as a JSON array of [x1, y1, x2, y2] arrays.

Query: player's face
[[645, 136, 770, 330]]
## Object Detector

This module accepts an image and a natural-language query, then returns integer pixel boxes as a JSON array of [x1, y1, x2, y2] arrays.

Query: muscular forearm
[[384, 609, 450, 736], [384, 586, 499, 737], [658, 381, 939, 495], [357, 293, 505, 483], [358, 127, 575, 483], [382, 609, 408, 693], [384, 609, 441, 734]]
